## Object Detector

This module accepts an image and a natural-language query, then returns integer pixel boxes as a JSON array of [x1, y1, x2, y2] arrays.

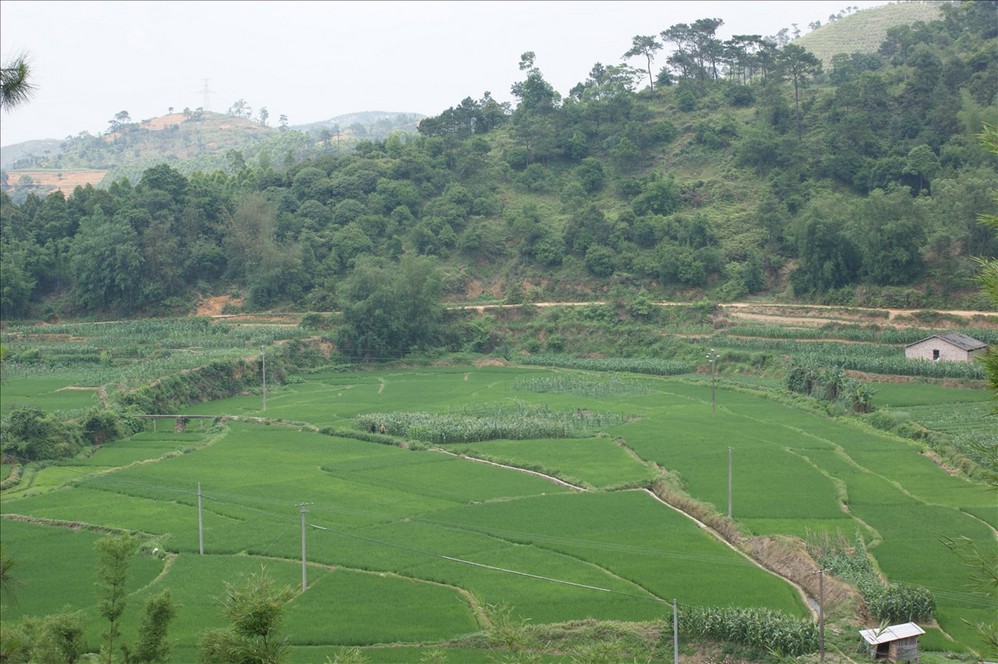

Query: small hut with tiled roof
[[904, 332, 987, 363]]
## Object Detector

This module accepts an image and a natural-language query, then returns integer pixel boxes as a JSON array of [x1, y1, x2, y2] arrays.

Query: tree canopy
[[1, 2, 996, 326]]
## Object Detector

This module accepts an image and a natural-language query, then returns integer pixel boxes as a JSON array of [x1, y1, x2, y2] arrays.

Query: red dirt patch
[[196, 295, 240, 316], [473, 358, 508, 367], [7, 170, 108, 196], [140, 113, 187, 130]]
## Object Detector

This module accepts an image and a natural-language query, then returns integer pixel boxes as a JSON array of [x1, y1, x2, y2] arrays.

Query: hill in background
[[797, 0, 944, 63], [1, 110, 423, 197]]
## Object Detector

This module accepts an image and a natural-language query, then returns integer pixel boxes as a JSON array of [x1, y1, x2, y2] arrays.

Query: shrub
[[299, 312, 327, 330], [0, 407, 85, 462], [725, 84, 755, 107]]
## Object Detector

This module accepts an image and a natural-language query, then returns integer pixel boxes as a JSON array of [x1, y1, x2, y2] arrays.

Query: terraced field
[[3, 363, 994, 661], [1, 307, 995, 661]]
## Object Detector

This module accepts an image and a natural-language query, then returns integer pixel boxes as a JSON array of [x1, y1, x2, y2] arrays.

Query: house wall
[[888, 636, 920, 663], [905, 339, 973, 363]]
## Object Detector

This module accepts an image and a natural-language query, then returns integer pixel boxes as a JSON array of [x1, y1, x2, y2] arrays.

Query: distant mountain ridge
[[293, 110, 425, 137], [0, 139, 64, 170], [1, 110, 424, 197]]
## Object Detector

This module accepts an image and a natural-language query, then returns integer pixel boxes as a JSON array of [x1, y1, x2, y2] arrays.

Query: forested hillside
[[1, 0, 996, 336], [0, 110, 424, 191]]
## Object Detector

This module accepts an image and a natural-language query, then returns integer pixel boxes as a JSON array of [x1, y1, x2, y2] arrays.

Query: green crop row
[[722, 325, 998, 345], [699, 336, 899, 358], [514, 375, 651, 398], [518, 355, 693, 376], [357, 402, 621, 444], [678, 605, 818, 656], [2, 318, 303, 344], [698, 338, 986, 378]]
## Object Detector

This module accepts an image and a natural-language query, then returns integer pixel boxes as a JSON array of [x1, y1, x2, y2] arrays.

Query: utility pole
[[706, 348, 718, 416], [298, 502, 310, 592], [818, 568, 825, 664], [261, 348, 267, 412], [728, 446, 733, 519], [673, 598, 679, 664], [197, 482, 204, 555]]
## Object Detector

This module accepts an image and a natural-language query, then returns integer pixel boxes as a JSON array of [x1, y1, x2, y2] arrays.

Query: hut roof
[[859, 622, 925, 645], [905, 333, 987, 351]]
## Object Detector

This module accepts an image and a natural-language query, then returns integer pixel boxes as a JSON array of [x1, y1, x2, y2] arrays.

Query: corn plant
[[357, 402, 621, 443], [519, 355, 692, 376], [514, 375, 650, 397], [677, 605, 818, 656]]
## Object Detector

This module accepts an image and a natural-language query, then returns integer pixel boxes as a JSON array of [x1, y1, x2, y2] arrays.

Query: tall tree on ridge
[[623, 35, 662, 91], [777, 43, 822, 140]]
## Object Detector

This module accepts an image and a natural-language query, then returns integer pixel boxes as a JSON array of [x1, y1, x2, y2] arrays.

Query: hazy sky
[[1, 1, 890, 146]]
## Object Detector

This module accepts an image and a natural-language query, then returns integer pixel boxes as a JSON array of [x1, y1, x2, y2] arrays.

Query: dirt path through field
[[435, 449, 587, 492], [174, 297, 998, 329], [458, 300, 996, 325]]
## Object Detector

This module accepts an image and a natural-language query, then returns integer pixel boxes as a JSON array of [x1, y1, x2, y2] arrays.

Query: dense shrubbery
[[784, 359, 875, 412], [1, 407, 86, 462], [116, 358, 279, 413], [0, 406, 142, 464]]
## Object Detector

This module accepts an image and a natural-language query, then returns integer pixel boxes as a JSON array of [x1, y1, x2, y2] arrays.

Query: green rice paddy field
[[1, 363, 996, 661]]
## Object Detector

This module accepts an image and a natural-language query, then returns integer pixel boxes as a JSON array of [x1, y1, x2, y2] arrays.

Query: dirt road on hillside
[[454, 300, 997, 327]]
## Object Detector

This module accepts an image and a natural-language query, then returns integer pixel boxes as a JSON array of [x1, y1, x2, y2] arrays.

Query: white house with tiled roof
[[904, 332, 987, 363]]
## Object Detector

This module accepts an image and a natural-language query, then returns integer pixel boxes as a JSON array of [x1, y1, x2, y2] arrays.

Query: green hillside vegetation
[[797, 1, 945, 64], [3, 2, 996, 328]]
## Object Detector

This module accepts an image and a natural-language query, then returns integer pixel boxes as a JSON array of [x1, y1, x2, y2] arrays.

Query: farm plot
[[605, 378, 995, 650], [0, 318, 308, 406], [423, 491, 804, 613], [0, 371, 102, 415], [3, 364, 996, 658], [872, 383, 994, 408], [0, 518, 165, 626], [2, 413, 808, 656], [181, 366, 996, 650], [452, 437, 657, 489]]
